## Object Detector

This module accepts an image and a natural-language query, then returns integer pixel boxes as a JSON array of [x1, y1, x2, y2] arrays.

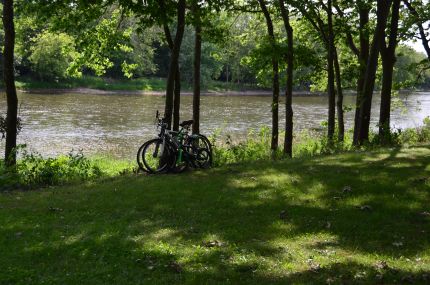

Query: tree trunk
[[334, 48, 344, 141], [163, 0, 186, 129], [353, 6, 370, 145], [173, 68, 181, 131], [258, 0, 279, 154], [379, 58, 395, 141], [2, 0, 18, 167], [279, 0, 293, 157], [357, 0, 392, 144], [161, 20, 181, 131], [327, 0, 336, 140], [192, 10, 202, 134], [403, 0, 430, 59], [379, 0, 400, 142]]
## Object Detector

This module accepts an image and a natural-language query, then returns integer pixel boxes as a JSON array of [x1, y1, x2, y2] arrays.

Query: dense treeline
[[2, 0, 430, 166], [0, 1, 429, 89]]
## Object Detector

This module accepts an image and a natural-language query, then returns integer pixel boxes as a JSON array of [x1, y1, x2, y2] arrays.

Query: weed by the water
[[1, 118, 429, 189], [210, 118, 430, 166]]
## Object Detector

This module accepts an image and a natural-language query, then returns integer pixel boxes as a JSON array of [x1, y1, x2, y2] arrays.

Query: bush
[[29, 31, 79, 80], [371, 117, 430, 146], [17, 148, 103, 186], [210, 120, 430, 167], [211, 127, 274, 166]]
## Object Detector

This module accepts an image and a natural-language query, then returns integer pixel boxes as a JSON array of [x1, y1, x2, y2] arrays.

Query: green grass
[[1, 146, 430, 284], [13, 76, 261, 93], [15, 76, 168, 91]]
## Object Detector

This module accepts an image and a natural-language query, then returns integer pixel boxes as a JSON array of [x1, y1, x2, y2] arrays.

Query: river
[[1, 92, 429, 159]]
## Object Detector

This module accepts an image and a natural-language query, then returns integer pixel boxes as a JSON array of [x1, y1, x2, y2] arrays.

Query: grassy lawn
[[0, 146, 429, 284]]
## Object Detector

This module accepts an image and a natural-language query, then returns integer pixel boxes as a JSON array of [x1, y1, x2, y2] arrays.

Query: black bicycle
[[137, 111, 212, 174]]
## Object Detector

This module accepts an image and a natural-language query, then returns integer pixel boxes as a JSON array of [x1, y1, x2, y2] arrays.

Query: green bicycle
[[137, 112, 212, 174]]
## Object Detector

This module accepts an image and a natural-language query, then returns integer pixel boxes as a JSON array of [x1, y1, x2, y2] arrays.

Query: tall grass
[[0, 149, 135, 190], [211, 117, 430, 166]]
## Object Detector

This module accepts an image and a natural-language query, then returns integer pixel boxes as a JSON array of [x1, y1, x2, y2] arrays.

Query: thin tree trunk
[[357, 0, 392, 144], [379, 0, 400, 142], [161, 20, 181, 131], [353, 6, 370, 145], [258, 0, 279, 154], [173, 68, 181, 131], [192, 8, 202, 134], [2, 0, 18, 167], [403, 0, 430, 59], [327, 0, 336, 140], [379, 59, 395, 141], [334, 48, 344, 141], [279, 0, 293, 157], [163, 0, 186, 129]]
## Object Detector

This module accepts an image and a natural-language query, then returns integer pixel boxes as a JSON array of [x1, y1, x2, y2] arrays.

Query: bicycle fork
[[153, 138, 166, 158]]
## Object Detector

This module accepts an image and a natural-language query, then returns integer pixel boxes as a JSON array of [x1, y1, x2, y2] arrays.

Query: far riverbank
[[17, 88, 327, 97]]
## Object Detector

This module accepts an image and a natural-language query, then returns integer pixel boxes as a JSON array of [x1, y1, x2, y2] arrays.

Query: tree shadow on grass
[[0, 146, 429, 283]]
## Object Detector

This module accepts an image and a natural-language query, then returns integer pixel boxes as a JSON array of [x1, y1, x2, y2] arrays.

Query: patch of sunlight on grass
[[230, 179, 258, 190], [23, 242, 48, 253], [149, 228, 179, 241], [64, 233, 86, 245], [97, 232, 117, 242]]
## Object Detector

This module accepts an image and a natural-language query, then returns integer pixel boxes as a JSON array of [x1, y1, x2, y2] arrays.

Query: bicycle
[[137, 111, 212, 174]]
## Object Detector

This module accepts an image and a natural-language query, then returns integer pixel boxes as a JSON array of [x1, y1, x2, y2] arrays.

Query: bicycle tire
[[188, 134, 213, 168], [141, 138, 175, 174], [137, 141, 149, 173]]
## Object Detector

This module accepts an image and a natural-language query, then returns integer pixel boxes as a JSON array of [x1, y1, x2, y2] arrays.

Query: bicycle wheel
[[196, 147, 211, 169], [137, 141, 149, 173], [187, 134, 213, 168], [141, 138, 175, 174], [170, 146, 189, 173]]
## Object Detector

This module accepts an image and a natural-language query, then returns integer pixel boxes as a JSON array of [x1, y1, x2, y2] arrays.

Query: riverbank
[[7, 75, 330, 96], [20, 87, 277, 96], [1, 146, 429, 284], [10, 76, 273, 96], [4, 76, 427, 96]]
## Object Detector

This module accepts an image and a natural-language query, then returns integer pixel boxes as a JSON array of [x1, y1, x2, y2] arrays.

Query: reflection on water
[[0, 92, 429, 159]]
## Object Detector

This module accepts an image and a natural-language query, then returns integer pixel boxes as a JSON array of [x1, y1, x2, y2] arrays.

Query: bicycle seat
[[179, 120, 194, 127]]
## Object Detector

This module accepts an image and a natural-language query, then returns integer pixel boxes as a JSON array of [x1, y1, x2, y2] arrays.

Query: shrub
[[371, 117, 430, 146], [29, 31, 79, 80], [17, 149, 103, 186], [211, 127, 274, 166]]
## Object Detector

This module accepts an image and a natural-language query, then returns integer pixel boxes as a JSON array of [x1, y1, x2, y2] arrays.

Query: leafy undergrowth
[[15, 76, 168, 91], [13, 75, 258, 92], [0, 151, 135, 191], [0, 146, 429, 284]]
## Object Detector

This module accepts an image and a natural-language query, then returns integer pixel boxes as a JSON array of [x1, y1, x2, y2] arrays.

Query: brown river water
[[1, 92, 429, 159]]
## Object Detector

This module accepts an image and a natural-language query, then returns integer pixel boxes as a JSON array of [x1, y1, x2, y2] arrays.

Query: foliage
[[179, 26, 224, 85], [15, 75, 168, 91], [14, 148, 103, 186], [0, 145, 137, 189], [210, 127, 273, 166], [372, 116, 430, 146], [29, 31, 79, 80], [1, 121, 429, 190], [210, 120, 430, 166], [3, 1, 430, 89]]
